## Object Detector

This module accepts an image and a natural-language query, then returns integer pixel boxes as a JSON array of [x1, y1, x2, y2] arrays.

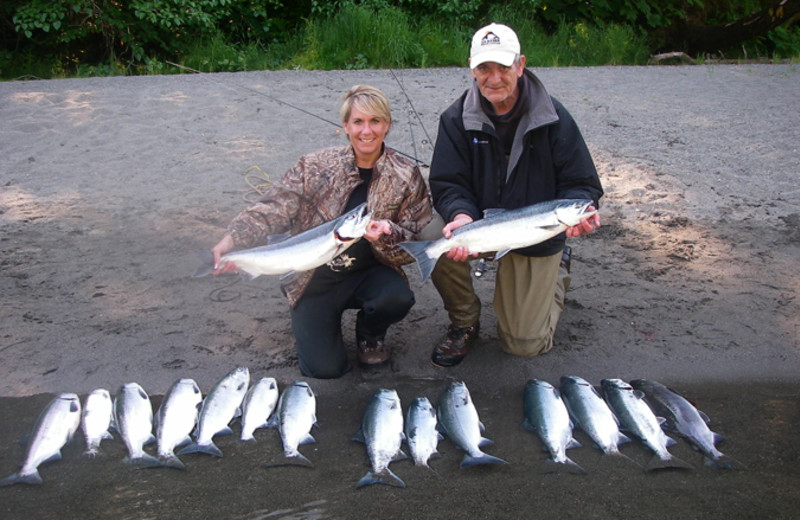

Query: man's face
[[470, 56, 526, 114]]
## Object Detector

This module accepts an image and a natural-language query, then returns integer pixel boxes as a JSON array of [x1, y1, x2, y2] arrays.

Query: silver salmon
[[179, 367, 250, 458], [405, 397, 441, 469], [81, 388, 114, 458], [114, 383, 160, 467], [630, 379, 745, 470], [559, 376, 633, 459], [522, 379, 585, 474], [437, 381, 507, 468], [197, 203, 372, 280], [400, 199, 595, 282], [601, 378, 693, 471], [353, 389, 407, 488], [268, 381, 317, 467], [155, 378, 203, 469], [0, 393, 81, 486], [240, 377, 279, 442]]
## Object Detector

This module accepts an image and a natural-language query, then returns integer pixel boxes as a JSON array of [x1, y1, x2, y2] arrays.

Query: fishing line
[[165, 61, 427, 166], [389, 68, 433, 157]]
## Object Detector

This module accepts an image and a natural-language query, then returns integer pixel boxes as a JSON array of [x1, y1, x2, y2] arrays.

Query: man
[[427, 23, 603, 367]]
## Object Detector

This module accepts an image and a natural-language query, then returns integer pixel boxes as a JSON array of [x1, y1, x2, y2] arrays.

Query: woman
[[211, 85, 432, 378]]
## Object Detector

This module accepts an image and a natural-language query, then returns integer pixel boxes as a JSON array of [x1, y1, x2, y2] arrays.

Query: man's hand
[[442, 213, 478, 262], [565, 206, 600, 238]]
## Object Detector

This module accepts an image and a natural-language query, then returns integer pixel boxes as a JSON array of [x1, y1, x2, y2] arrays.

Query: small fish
[[179, 367, 250, 458], [195, 203, 372, 280], [114, 383, 159, 467], [240, 377, 279, 442], [559, 376, 633, 458], [437, 381, 507, 468], [601, 378, 693, 471], [405, 397, 442, 469], [630, 379, 745, 470], [155, 378, 203, 469], [400, 199, 595, 282], [353, 389, 407, 488], [522, 379, 585, 474], [0, 393, 81, 486], [268, 381, 317, 467], [81, 389, 114, 458]]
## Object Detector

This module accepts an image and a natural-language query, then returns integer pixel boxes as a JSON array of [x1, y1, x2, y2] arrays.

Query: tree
[[654, 0, 800, 55]]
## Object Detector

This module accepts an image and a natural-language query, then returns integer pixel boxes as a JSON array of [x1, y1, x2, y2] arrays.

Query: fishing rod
[[165, 61, 428, 166]]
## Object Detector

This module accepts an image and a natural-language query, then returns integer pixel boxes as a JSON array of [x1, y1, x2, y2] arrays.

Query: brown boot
[[430, 323, 479, 368], [358, 338, 390, 368]]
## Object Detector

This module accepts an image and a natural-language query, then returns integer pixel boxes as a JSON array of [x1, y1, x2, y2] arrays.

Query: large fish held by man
[[194, 203, 372, 280], [399, 199, 596, 282]]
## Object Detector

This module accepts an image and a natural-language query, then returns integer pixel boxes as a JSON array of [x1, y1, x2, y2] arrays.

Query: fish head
[[560, 375, 591, 388], [334, 203, 372, 242], [555, 199, 596, 227]]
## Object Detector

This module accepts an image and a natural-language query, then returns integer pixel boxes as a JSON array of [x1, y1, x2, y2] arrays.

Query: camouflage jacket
[[226, 145, 432, 307]]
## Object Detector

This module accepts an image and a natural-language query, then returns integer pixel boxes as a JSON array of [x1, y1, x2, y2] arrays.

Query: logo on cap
[[481, 31, 501, 47]]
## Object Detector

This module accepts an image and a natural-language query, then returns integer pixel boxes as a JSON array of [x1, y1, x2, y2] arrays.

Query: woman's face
[[342, 107, 390, 166]]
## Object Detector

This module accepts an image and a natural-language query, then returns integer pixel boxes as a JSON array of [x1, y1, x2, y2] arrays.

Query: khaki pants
[[430, 251, 570, 356]]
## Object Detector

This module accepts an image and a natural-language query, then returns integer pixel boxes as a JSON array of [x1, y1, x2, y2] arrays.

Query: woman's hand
[[211, 234, 237, 274], [364, 219, 392, 242]]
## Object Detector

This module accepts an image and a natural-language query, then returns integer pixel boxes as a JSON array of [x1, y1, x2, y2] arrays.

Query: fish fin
[[0, 470, 42, 487], [192, 251, 215, 278], [521, 419, 536, 432], [216, 427, 234, 437], [645, 454, 694, 472], [482, 208, 506, 218], [352, 428, 366, 443], [42, 451, 63, 464], [124, 453, 161, 468], [460, 452, 508, 468], [299, 433, 316, 446], [391, 449, 409, 463], [102, 430, 115, 441], [355, 469, 406, 489], [699, 410, 711, 424], [177, 441, 223, 458], [494, 249, 512, 260], [566, 438, 582, 450], [665, 435, 678, 448], [478, 436, 494, 448], [265, 233, 291, 245], [713, 432, 726, 445], [158, 454, 187, 470], [617, 432, 633, 445], [541, 457, 587, 475], [398, 241, 436, 283], [144, 433, 156, 446]]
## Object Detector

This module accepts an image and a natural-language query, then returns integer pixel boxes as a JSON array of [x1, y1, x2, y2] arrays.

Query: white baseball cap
[[469, 23, 520, 69]]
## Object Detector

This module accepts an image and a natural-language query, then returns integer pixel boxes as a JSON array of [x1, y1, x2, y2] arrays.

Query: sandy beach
[[1, 65, 799, 519]]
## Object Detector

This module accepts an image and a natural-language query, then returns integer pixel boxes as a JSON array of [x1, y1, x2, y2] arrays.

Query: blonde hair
[[339, 85, 392, 127]]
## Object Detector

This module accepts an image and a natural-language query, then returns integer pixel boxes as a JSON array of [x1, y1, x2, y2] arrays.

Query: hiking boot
[[357, 338, 390, 368], [431, 323, 480, 368]]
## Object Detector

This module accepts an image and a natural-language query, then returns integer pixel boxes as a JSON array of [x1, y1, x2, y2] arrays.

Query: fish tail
[[0, 470, 43, 487], [460, 452, 508, 469], [542, 456, 587, 475], [192, 251, 215, 278], [355, 469, 406, 489], [158, 454, 187, 470], [704, 454, 747, 470], [645, 453, 694, 472], [177, 441, 224, 458], [602, 447, 643, 469], [124, 453, 162, 468], [398, 241, 436, 283], [264, 452, 314, 468]]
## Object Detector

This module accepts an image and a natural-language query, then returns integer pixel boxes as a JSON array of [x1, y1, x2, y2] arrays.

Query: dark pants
[[291, 265, 415, 379]]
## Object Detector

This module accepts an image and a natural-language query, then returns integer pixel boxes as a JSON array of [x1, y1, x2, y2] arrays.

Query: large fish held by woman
[[195, 203, 372, 280], [399, 199, 596, 282]]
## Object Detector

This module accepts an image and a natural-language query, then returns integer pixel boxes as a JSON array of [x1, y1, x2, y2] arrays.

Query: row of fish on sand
[[0, 367, 743, 489]]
